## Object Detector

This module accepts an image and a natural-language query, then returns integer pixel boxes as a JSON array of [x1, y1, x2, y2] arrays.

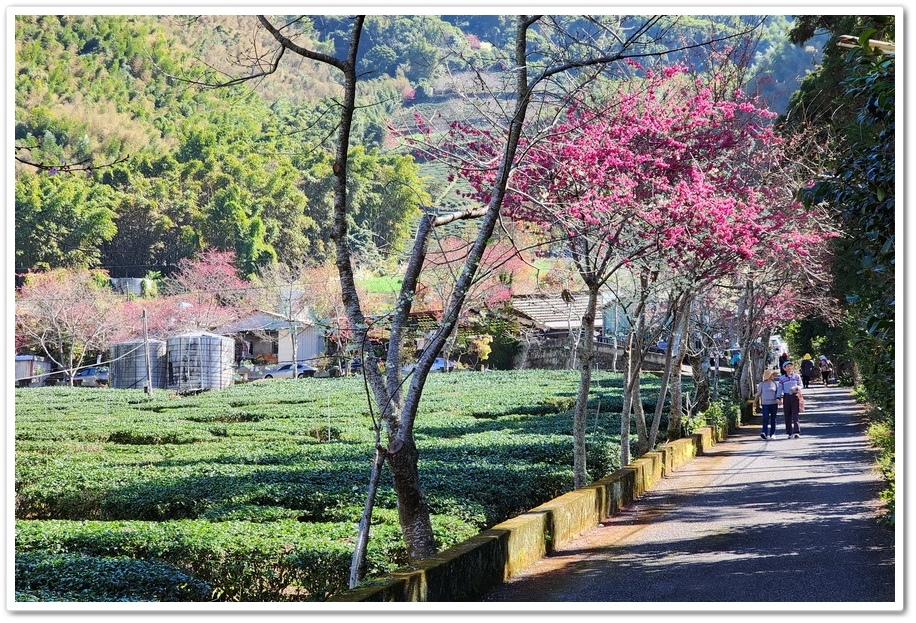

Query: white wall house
[[219, 309, 325, 365], [277, 323, 324, 365]]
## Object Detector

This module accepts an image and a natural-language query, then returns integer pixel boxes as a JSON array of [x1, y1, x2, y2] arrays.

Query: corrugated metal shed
[[510, 291, 605, 332]]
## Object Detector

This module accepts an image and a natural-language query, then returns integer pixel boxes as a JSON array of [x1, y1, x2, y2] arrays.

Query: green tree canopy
[[15, 172, 117, 272]]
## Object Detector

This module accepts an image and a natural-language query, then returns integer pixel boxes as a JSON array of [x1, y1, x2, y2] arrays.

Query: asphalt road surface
[[480, 384, 898, 609]]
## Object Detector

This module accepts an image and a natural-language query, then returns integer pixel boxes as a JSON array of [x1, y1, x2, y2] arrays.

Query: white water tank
[[166, 332, 234, 392]]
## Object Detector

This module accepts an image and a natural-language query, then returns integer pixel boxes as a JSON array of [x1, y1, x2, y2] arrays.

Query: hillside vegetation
[[14, 13, 820, 278]]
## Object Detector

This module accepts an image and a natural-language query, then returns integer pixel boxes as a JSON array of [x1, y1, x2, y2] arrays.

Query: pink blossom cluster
[[409, 63, 828, 290]]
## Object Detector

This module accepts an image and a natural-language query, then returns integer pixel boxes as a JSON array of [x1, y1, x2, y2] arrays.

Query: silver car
[[68, 365, 110, 387], [262, 362, 317, 379]]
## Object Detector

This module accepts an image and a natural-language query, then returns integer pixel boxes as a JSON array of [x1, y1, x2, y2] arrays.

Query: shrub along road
[[481, 385, 897, 608]]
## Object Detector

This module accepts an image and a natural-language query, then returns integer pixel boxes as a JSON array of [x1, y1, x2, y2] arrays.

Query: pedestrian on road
[[779, 361, 803, 438], [755, 368, 783, 439], [819, 355, 834, 386], [730, 349, 741, 367], [800, 354, 816, 389], [779, 352, 789, 373]]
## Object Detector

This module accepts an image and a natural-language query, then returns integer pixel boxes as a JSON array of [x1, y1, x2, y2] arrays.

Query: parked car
[[346, 357, 381, 374], [67, 365, 110, 387], [262, 362, 317, 379], [431, 357, 455, 372], [403, 358, 456, 374]]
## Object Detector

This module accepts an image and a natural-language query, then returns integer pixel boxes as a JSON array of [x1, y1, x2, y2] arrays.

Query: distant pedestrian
[[819, 355, 834, 386], [779, 352, 789, 373], [800, 354, 816, 389], [778, 361, 803, 439], [755, 369, 783, 439]]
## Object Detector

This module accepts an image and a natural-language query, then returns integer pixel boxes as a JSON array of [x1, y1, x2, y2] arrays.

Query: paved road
[[481, 384, 898, 608]]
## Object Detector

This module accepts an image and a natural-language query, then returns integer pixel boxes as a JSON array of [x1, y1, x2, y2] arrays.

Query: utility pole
[[143, 309, 153, 395]]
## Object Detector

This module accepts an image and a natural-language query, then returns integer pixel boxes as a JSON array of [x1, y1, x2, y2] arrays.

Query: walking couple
[[756, 362, 804, 439]]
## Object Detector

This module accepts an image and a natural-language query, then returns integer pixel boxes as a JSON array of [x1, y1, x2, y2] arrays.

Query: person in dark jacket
[[800, 354, 816, 389], [779, 352, 789, 373]]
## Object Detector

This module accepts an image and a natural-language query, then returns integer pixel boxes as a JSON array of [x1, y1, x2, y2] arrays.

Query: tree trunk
[[620, 275, 651, 461], [668, 357, 684, 440], [620, 329, 646, 466], [619, 374, 632, 468], [386, 435, 436, 561], [349, 444, 386, 587], [633, 378, 647, 453], [689, 350, 710, 413], [360, 16, 538, 563], [649, 325, 676, 447], [572, 285, 599, 488], [666, 297, 693, 441]]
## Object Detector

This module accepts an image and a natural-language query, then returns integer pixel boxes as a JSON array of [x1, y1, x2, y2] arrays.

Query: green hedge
[[17, 519, 372, 601], [14, 370, 666, 601], [15, 552, 214, 602]]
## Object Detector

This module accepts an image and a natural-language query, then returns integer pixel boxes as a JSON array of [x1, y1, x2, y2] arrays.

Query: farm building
[[15, 355, 49, 387], [218, 309, 324, 366], [509, 291, 607, 340]]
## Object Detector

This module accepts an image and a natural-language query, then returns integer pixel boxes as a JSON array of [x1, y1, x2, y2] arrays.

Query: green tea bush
[[14, 370, 668, 601], [15, 551, 214, 602], [108, 427, 214, 445], [15, 515, 478, 601], [15, 519, 359, 601]]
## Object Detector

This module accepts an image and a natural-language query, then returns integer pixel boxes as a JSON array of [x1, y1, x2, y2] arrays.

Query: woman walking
[[819, 355, 834, 386], [800, 354, 816, 389], [756, 369, 783, 439]]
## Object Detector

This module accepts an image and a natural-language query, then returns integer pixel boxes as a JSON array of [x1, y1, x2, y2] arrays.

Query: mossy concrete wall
[[329, 423, 729, 602]]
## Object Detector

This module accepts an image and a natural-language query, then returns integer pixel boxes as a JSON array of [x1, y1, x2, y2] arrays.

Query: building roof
[[510, 291, 605, 332], [218, 309, 313, 334]]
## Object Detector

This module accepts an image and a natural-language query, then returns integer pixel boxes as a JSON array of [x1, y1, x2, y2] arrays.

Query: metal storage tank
[[166, 332, 235, 392], [110, 340, 167, 390]]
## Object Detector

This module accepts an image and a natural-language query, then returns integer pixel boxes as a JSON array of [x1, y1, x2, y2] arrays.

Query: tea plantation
[[14, 370, 664, 602]]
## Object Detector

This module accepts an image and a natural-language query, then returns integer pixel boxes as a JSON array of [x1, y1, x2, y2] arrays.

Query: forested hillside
[[14, 13, 821, 279]]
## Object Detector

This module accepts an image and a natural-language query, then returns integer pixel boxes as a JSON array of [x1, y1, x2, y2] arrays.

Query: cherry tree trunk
[[572, 285, 600, 488], [386, 435, 436, 560], [666, 296, 693, 442]]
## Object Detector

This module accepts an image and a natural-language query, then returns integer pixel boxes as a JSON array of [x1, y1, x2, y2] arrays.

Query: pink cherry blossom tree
[[428, 61, 817, 482], [15, 268, 130, 383], [114, 249, 254, 348], [156, 248, 253, 334]]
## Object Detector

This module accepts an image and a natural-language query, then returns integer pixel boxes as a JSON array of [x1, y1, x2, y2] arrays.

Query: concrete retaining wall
[[329, 421, 731, 602], [520, 339, 669, 372]]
